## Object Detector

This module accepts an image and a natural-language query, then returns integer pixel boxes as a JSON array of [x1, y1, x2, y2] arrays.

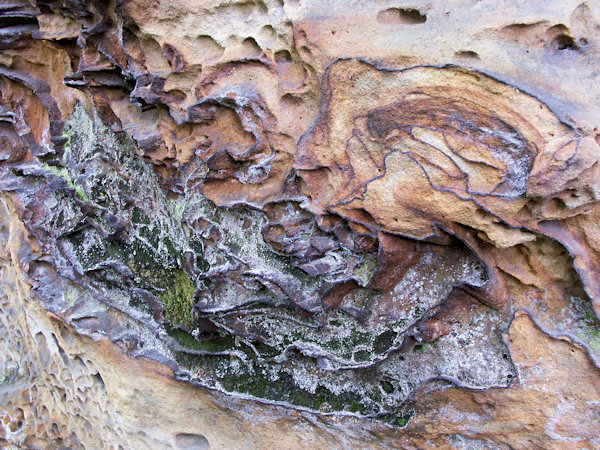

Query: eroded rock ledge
[[1, 0, 599, 447]]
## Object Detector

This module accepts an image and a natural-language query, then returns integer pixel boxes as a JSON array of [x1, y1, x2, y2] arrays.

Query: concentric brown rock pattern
[[1, 0, 600, 448]]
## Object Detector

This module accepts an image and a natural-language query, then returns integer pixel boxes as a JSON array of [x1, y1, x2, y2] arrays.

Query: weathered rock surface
[[1, 0, 599, 447]]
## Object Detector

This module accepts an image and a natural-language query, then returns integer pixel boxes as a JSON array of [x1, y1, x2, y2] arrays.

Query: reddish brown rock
[[0, 0, 599, 447]]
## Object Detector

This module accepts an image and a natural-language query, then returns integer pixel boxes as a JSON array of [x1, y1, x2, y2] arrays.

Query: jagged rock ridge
[[1, 0, 599, 447]]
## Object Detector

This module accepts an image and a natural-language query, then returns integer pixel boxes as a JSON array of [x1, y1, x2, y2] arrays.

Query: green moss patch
[[160, 269, 196, 328]]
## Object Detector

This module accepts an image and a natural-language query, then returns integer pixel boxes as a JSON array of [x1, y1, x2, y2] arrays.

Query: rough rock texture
[[1, 0, 600, 447]]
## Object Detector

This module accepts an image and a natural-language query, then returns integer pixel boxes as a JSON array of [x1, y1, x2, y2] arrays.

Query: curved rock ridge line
[[0, 0, 599, 447], [297, 59, 600, 312]]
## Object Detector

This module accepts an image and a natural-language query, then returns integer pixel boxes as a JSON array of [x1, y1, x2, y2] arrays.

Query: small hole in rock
[[377, 7, 426, 25], [274, 50, 292, 63], [175, 433, 210, 450], [553, 34, 577, 51], [455, 50, 480, 60]]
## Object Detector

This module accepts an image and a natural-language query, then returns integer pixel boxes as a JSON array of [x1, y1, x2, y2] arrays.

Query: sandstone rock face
[[1, 0, 600, 447]]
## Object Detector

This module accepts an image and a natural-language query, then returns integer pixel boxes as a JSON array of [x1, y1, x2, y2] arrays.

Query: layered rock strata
[[1, 0, 599, 447]]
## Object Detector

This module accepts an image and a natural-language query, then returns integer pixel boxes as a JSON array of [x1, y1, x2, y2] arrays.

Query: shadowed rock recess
[[1, 0, 599, 447]]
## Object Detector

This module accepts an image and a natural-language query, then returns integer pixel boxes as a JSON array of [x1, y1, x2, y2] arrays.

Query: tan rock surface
[[1, 0, 600, 448]]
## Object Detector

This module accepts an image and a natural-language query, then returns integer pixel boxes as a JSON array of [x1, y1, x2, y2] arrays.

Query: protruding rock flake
[[0, 0, 599, 448]]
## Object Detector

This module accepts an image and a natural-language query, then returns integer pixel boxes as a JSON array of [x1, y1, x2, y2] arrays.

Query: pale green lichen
[[576, 311, 600, 356], [64, 288, 77, 307], [160, 269, 196, 328], [74, 185, 88, 201], [353, 253, 379, 286], [44, 163, 73, 185], [62, 130, 71, 153], [170, 198, 186, 222], [43, 161, 88, 202]]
